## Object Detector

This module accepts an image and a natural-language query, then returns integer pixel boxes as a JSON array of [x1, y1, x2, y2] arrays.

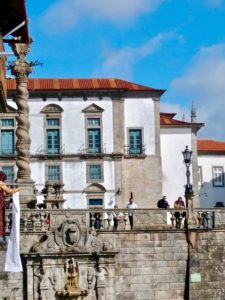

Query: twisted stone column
[[9, 41, 36, 208]]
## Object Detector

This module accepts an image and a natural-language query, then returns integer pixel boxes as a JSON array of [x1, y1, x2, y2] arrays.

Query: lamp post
[[182, 146, 193, 207]]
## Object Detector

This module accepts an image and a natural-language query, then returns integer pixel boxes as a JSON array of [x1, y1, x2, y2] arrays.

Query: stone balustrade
[[4, 208, 225, 234]]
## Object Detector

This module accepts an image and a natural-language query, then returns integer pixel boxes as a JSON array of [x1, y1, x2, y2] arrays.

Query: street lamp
[[182, 146, 193, 207]]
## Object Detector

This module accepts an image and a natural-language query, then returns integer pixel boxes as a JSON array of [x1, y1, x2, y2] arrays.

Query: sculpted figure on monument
[[65, 259, 80, 292]]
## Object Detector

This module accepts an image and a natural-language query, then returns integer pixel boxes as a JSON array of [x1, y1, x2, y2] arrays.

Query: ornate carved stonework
[[41, 104, 64, 114], [30, 219, 113, 254], [82, 103, 104, 113], [26, 219, 116, 300], [42, 181, 65, 209]]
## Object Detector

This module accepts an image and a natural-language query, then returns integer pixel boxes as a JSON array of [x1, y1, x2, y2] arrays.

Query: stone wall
[[0, 209, 225, 299], [189, 230, 225, 300]]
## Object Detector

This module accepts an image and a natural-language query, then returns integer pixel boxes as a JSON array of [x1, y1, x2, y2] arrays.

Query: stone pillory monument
[[0, 1, 225, 300]]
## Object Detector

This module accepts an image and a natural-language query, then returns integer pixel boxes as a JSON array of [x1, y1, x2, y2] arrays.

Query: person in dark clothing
[[0, 171, 19, 245], [157, 196, 170, 209]]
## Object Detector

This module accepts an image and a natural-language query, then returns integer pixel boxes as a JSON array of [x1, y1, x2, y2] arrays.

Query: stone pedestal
[[16, 179, 37, 209]]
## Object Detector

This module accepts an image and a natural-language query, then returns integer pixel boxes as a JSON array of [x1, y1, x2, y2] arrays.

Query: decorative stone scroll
[[30, 219, 114, 254], [26, 219, 117, 300]]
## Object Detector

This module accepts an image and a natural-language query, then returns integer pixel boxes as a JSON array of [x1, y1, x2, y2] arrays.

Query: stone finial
[[191, 102, 196, 123]]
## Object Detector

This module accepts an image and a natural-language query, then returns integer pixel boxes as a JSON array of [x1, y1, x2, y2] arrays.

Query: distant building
[[160, 113, 203, 207], [198, 139, 225, 208]]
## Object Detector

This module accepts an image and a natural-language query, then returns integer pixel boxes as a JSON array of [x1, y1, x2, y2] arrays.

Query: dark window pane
[[1, 130, 14, 154], [89, 199, 103, 206], [89, 165, 101, 180], [129, 129, 142, 154], [87, 118, 100, 126], [88, 129, 101, 153], [2, 166, 14, 182], [47, 129, 60, 154], [47, 119, 60, 126], [1, 119, 14, 127], [48, 165, 60, 180]]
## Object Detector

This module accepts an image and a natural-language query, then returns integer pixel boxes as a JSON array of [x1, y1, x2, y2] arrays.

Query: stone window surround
[[212, 166, 224, 187], [82, 103, 104, 154], [41, 104, 63, 154], [45, 114, 62, 154], [86, 162, 104, 183], [87, 194, 104, 209], [85, 115, 103, 153], [45, 162, 62, 182]]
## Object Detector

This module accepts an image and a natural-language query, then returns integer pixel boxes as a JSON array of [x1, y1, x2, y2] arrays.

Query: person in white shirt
[[126, 193, 137, 229]]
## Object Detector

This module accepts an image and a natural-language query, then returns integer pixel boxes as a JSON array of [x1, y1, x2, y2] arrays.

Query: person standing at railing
[[112, 205, 125, 230], [0, 171, 20, 246], [174, 196, 186, 228], [127, 193, 138, 230], [174, 197, 185, 208], [157, 196, 170, 209]]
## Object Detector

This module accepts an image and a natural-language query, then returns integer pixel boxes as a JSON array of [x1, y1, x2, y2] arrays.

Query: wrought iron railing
[[124, 144, 146, 156], [36, 144, 65, 156]]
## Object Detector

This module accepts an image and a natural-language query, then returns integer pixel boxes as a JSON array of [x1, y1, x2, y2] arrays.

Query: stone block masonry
[[0, 210, 225, 299]]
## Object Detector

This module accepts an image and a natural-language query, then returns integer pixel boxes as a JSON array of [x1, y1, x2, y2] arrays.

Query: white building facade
[[198, 139, 225, 208], [3, 78, 166, 209]]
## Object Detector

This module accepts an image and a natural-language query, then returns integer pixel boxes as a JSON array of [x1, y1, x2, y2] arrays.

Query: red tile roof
[[7, 78, 164, 93], [160, 112, 204, 129], [198, 139, 225, 153]]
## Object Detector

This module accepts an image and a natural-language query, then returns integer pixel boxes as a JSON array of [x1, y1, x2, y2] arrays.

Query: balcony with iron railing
[[78, 144, 106, 158], [0, 149, 16, 158], [35, 145, 65, 158], [124, 144, 146, 157]]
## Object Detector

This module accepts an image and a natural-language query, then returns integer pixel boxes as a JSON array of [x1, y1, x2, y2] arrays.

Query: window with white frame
[[47, 165, 61, 181], [87, 164, 103, 182], [0, 118, 15, 155], [212, 166, 224, 187]]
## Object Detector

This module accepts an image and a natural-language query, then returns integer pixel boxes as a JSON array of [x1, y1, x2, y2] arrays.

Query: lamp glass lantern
[[182, 146, 192, 166]]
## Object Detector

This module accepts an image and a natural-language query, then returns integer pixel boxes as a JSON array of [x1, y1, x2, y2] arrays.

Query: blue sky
[[9, 0, 225, 139]]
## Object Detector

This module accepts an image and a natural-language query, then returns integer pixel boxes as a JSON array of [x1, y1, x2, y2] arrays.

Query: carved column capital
[[9, 42, 32, 82]]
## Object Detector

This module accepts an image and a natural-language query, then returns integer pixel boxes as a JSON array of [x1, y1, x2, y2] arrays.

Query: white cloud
[[40, 0, 164, 33], [206, 0, 223, 8], [170, 44, 225, 140], [94, 31, 174, 79]]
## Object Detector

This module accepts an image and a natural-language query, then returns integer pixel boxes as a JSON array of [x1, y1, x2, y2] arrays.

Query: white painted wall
[[124, 98, 155, 155], [198, 155, 225, 208], [160, 128, 192, 207], [6, 96, 155, 209], [23, 97, 114, 155]]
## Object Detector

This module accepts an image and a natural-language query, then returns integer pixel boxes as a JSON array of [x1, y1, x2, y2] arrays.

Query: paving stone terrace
[[0, 208, 225, 300]]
